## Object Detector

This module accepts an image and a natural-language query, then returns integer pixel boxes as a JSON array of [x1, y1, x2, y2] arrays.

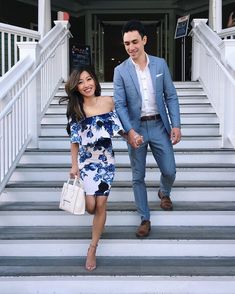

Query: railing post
[[54, 20, 70, 82], [17, 42, 41, 148], [191, 19, 208, 81]]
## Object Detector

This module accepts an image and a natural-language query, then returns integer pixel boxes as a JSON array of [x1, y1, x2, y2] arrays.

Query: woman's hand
[[70, 165, 79, 179]]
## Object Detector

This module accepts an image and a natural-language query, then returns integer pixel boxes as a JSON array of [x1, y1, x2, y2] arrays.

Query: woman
[[227, 11, 235, 28], [62, 66, 126, 271]]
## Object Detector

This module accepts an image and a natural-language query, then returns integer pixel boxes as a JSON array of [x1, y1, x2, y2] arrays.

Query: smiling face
[[77, 71, 96, 98], [123, 30, 147, 61]]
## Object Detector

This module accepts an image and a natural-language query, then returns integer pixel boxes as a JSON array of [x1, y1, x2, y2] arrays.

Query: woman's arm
[[118, 130, 128, 141], [227, 12, 235, 28], [70, 143, 80, 178]]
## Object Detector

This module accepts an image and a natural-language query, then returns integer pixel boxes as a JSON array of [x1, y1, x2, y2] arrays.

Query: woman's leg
[[85, 195, 108, 271]]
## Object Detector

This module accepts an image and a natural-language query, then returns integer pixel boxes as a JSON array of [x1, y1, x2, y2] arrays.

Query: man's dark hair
[[122, 20, 146, 38]]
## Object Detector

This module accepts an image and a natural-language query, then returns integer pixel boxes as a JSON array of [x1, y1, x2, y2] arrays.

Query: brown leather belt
[[140, 114, 161, 121]]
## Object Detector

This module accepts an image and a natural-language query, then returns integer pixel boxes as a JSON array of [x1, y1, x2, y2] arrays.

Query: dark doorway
[[103, 22, 160, 81]]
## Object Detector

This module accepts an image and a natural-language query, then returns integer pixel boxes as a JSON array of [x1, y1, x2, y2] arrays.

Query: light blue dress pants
[[128, 118, 176, 221]]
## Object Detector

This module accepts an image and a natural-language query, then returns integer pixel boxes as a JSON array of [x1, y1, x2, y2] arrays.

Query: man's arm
[[161, 59, 181, 144], [113, 67, 143, 148], [113, 67, 133, 133], [162, 59, 181, 129]]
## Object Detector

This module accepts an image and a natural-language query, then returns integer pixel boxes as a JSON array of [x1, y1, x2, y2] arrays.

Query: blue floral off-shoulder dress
[[70, 111, 124, 196]]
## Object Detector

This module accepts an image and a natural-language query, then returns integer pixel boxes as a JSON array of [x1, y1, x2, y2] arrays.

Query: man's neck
[[132, 52, 147, 70]]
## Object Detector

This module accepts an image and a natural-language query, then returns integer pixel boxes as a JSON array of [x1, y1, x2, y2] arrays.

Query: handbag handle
[[67, 176, 83, 187]]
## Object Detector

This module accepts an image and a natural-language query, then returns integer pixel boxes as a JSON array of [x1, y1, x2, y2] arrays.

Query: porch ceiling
[[17, 0, 235, 16]]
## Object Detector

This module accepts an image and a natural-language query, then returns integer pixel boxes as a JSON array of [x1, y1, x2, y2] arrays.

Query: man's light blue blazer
[[113, 55, 181, 134]]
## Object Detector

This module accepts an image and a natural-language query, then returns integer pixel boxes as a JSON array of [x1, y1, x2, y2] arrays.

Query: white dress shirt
[[131, 54, 159, 117]]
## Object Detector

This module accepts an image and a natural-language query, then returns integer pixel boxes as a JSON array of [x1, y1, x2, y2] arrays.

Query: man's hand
[[128, 129, 144, 148], [171, 128, 181, 145]]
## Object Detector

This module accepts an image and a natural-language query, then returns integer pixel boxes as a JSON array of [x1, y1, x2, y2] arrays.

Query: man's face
[[123, 30, 147, 61]]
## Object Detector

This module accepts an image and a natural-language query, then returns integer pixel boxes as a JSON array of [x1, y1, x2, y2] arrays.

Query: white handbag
[[59, 176, 85, 215]]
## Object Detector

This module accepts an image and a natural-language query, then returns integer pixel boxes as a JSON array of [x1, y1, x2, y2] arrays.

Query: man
[[113, 20, 181, 238]]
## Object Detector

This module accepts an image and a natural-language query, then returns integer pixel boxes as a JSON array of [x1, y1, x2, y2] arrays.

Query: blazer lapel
[[148, 55, 157, 90], [127, 58, 141, 97]]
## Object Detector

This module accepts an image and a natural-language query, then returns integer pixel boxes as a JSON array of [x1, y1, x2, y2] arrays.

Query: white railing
[[0, 21, 71, 193], [219, 26, 235, 40], [0, 22, 40, 76], [191, 19, 235, 149]]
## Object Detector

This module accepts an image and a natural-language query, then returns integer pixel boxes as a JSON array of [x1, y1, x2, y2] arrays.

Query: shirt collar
[[131, 53, 149, 70]]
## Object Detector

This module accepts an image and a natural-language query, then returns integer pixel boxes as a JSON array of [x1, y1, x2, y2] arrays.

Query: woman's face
[[77, 71, 96, 98]]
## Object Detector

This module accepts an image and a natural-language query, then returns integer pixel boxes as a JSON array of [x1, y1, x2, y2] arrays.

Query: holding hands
[[128, 129, 144, 148]]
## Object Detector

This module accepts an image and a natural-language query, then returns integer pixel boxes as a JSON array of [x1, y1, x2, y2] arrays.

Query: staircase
[[1, 81, 235, 294]]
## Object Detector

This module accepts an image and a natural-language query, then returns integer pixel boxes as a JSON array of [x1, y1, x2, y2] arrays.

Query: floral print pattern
[[70, 111, 124, 196]]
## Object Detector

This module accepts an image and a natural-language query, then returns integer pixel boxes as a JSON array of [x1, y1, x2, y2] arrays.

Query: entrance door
[[93, 15, 170, 82]]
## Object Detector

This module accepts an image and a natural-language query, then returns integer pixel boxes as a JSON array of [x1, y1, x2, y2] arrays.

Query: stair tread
[[6, 180, 235, 188], [44, 113, 217, 116], [0, 256, 235, 277], [15, 163, 235, 168], [49, 103, 213, 109], [24, 148, 235, 153], [0, 225, 235, 240], [39, 134, 222, 138], [41, 122, 220, 126], [1, 201, 235, 212]]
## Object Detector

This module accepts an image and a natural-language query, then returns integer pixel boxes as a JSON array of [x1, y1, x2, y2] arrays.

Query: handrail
[[0, 21, 71, 194], [191, 19, 235, 149], [0, 22, 40, 38], [219, 27, 235, 39], [194, 30, 235, 88], [0, 30, 68, 120], [0, 22, 40, 76], [0, 56, 34, 102]]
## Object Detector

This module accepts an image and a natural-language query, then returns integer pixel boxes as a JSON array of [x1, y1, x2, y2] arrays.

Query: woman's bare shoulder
[[100, 96, 114, 107], [101, 96, 113, 102]]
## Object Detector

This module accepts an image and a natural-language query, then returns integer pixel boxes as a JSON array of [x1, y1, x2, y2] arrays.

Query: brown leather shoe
[[136, 220, 151, 238], [158, 190, 173, 211]]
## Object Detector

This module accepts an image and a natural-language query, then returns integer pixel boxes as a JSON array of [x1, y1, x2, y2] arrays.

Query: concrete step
[[0, 275, 234, 294], [56, 89, 206, 98], [41, 113, 219, 125], [1, 201, 235, 212], [53, 95, 210, 106], [0, 208, 235, 227], [0, 226, 235, 257], [2, 186, 235, 202], [40, 123, 219, 136], [38, 135, 223, 149], [9, 163, 235, 182], [20, 148, 235, 165], [47, 103, 215, 115], [0, 256, 235, 277], [97, 81, 203, 89]]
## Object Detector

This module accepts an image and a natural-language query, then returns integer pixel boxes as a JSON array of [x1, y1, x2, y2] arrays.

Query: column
[[209, 0, 222, 32], [38, 0, 51, 38]]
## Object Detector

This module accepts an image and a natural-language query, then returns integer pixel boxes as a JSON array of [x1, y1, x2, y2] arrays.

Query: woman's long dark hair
[[59, 65, 101, 135]]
